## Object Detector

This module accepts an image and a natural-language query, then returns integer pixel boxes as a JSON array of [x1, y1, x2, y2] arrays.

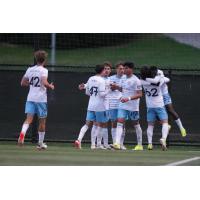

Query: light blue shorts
[[25, 101, 47, 118], [86, 110, 108, 123], [163, 93, 172, 105], [106, 109, 118, 122], [118, 109, 140, 121], [147, 107, 168, 122]]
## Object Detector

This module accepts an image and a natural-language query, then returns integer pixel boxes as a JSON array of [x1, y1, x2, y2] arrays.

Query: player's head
[[140, 66, 150, 80], [103, 61, 112, 77], [124, 61, 135, 76], [34, 50, 48, 66], [115, 61, 124, 76], [150, 66, 158, 78], [95, 64, 105, 76]]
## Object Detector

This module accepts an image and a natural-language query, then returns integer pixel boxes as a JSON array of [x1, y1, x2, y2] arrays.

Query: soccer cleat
[[160, 138, 167, 151], [104, 145, 112, 150], [91, 145, 96, 150], [113, 143, 121, 150], [74, 140, 81, 149], [133, 145, 143, 151], [180, 128, 187, 137], [96, 145, 106, 150], [120, 145, 127, 150], [18, 133, 25, 146], [37, 143, 47, 150], [147, 144, 153, 150]]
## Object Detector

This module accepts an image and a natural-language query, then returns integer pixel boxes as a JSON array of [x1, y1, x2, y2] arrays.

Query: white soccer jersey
[[86, 75, 107, 112], [103, 76, 111, 110], [146, 69, 169, 95], [119, 74, 142, 111], [141, 79, 166, 108], [24, 65, 48, 103], [106, 74, 126, 110]]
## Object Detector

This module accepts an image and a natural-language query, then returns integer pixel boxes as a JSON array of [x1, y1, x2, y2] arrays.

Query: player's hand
[[78, 83, 85, 90], [110, 83, 118, 91], [121, 97, 129, 103], [49, 82, 54, 90]]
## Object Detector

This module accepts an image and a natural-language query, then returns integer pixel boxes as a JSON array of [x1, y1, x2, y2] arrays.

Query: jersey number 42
[[29, 76, 40, 87]]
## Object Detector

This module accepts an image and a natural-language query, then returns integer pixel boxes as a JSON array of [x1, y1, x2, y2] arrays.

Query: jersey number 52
[[145, 88, 158, 97]]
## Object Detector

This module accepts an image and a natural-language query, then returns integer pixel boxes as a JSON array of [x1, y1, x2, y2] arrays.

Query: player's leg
[[90, 121, 98, 149], [18, 101, 35, 145], [114, 109, 126, 149], [110, 109, 118, 145], [96, 111, 109, 149], [120, 125, 126, 150], [157, 107, 169, 151], [74, 110, 93, 149], [36, 102, 48, 150], [130, 111, 143, 151], [165, 103, 187, 137], [146, 108, 157, 150]]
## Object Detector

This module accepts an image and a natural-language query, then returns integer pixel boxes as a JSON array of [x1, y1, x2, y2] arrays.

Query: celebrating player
[[146, 66, 187, 137], [140, 66, 169, 150], [113, 62, 143, 150], [18, 50, 54, 150]]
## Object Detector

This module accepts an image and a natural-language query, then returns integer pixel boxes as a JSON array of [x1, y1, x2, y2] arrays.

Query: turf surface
[[0, 142, 199, 166]]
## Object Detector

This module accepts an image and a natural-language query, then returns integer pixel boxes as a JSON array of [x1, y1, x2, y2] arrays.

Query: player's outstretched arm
[[42, 77, 54, 90], [21, 77, 29, 87], [146, 75, 162, 84], [121, 90, 143, 103]]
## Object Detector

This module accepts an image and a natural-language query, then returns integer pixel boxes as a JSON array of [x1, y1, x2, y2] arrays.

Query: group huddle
[[17, 50, 186, 151], [74, 61, 187, 151]]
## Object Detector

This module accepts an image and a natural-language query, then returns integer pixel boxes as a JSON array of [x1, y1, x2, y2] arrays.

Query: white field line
[[164, 157, 200, 166]]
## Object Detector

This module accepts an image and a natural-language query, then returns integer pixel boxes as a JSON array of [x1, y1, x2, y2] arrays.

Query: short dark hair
[[115, 61, 124, 68], [150, 66, 158, 78], [34, 50, 48, 64], [140, 66, 150, 80], [95, 64, 105, 74], [103, 61, 112, 68], [124, 61, 135, 69]]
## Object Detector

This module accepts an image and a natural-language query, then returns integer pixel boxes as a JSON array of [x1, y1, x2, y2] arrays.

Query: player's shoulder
[[132, 74, 140, 81]]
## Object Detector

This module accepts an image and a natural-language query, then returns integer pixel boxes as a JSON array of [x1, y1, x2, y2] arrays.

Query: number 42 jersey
[[85, 75, 107, 112], [24, 65, 48, 103]]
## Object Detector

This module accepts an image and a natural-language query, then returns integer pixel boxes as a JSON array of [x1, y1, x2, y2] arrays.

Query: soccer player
[[113, 62, 143, 150], [140, 66, 169, 151], [75, 65, 109, 149], [108, 62, 126, 149], [18, 50, 54, 150], [146, 66, 187, 137]]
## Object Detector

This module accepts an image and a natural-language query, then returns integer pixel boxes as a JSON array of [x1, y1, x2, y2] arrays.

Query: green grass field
[[1, 34, 200, 69], [0, 142, 199, 166]]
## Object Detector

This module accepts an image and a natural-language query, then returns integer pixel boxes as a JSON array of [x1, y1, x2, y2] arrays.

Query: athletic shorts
[[163, 93, 172, 105], [147, 107, 168, 122], [117, 109, 140, 121], [86, 110, 108, 123], [106, 109, 118, 122], [25, 101, 47, 118]]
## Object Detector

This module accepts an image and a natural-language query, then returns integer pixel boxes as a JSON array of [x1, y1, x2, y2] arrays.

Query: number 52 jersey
[[24, 65, 48, 103], [85, 75, 107, 112]]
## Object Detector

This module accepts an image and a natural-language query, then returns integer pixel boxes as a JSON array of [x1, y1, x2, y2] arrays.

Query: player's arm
[[121, 90, 142, 103], [146, 75, 162, 84], [79, 83, 87, 90], [41, 77, 54, 90], [110, 83, 122, 92], [85, 83, 90, 96], [140, 79, 151, 86], [21, 76, 29, 87], [99, 80, 110, 97]]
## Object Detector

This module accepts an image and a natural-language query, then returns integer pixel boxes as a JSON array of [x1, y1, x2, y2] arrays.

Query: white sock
[[175, 118, 184, 130], [115, 123, 123, 144], [120, 128, 126, 146], [38, 132, 45, 144], [147, 125, 154, 144], [21, 123, 29, 135], [135, 124, 142, 145], [111, 128, 116, 144], [102, 128, 108, 147], [91, 125, 98, 146], [162, 123, 169, 140], [78, 124, 89, 142], [96, 127, 103, 147]]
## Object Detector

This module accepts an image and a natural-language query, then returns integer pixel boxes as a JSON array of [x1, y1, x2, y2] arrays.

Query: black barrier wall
[[0, 70, 199, 144]]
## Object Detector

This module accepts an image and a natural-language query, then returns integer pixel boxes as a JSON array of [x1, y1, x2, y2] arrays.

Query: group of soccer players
[[74, 61, 187, 151], [17, 50, 187, 151]]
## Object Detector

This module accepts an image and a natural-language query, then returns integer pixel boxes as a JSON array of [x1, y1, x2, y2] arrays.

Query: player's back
[[142, 82, 164, 108], [86, 75, 106, 112], [25, 65, 48, 103]]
